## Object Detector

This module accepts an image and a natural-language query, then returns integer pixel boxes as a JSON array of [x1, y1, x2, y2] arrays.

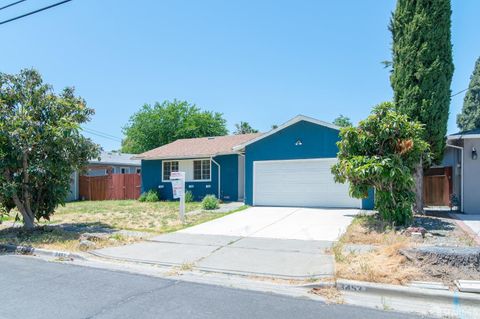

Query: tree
[[457, 57, 480, 131], [389, 0, 454, 212], [0, 69, 100, 229], [234, 121, 258, 135], [331, 102, 429, 225], [121, 100, 228, 153], [333, 114, 352, 127]]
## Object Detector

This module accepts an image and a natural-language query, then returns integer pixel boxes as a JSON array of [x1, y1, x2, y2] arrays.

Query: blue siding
[[141, 155, 239, 202], [244, 120, 374, 208], [215, 154, 239, 201]]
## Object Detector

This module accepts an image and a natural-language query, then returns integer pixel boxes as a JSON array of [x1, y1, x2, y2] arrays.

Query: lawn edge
[[0, 243, 87, 261]]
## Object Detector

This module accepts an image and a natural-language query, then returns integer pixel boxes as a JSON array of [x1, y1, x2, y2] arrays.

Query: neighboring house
[[67, 151, 141, 201], [137, 115, 374, 209], [438, 128, 480, 214]]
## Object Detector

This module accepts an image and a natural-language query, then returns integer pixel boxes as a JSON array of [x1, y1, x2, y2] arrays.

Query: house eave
[[447, 134, 480, 140], [232, 114, 339, 151], [138, 152, 238, 161]]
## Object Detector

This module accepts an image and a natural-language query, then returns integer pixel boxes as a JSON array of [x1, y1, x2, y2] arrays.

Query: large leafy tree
[[457, 57, 480, 131], [0, 69, 100, 229], [389, 0, 454, 212], [121, 100, 228, 153], [333, 114, 352, 127], [234, 121, 258, 135], [331, 102, 429, 225]]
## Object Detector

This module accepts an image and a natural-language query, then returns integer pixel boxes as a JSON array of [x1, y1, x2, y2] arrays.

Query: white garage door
[[253, 159, 361, 208]]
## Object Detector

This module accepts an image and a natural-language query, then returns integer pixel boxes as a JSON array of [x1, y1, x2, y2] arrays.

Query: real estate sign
[[170, 171, 186, 222]]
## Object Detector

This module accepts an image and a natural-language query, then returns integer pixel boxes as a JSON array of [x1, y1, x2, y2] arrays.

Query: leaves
[[331, 102, 429, 225], [457, 57, 480, 131], [121, 100, 228, 154], [234, 121, 258, 135], [0, 69, 100, 226], [390, 0, 454, 163]]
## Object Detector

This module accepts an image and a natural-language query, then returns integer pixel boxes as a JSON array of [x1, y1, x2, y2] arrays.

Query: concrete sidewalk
[[92, 207, 359, 279]]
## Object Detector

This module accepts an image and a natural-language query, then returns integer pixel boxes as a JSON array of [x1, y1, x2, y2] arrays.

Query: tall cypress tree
[[389, 0, 454, 212], [457, 57, 480, 131]]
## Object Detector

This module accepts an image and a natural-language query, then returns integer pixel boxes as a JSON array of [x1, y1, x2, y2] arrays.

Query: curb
[[0, 244, 87, 261], [89, 251, 334, 280], [302, 278, 480, 307], [448, 213, 480, 246]]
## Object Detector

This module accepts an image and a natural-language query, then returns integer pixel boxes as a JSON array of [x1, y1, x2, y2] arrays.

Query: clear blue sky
[[1, 0, 479, 151]]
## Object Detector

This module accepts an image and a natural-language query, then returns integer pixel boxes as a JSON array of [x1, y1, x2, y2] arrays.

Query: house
[[67, 151, 141, 201], [138, 115, 374, 209], [436, 128, 480, 214]]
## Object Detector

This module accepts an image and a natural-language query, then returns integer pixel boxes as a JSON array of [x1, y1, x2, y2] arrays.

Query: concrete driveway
[[93, 207, 360, 279], [179, 207, 358, 241]]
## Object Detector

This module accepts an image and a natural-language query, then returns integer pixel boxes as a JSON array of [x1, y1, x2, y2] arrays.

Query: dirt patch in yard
[[0, 224, 139, 252], [334, 212, 480, 287]]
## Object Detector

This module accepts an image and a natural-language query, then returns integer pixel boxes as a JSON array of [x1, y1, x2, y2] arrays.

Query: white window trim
[[162, 161, 179, 182], [162, 159, 212, 182], [193, 159, 212, 182]]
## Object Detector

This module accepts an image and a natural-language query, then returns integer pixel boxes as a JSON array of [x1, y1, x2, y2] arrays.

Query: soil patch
[[334, 212, 480, 287]]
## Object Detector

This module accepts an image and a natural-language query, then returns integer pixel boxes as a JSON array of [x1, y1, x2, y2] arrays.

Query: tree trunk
[[12, 194, 35, 229], [413, 160, 424, 214]]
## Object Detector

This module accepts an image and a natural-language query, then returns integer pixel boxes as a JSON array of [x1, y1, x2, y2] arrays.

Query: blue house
[[137, 115, 374, 209]]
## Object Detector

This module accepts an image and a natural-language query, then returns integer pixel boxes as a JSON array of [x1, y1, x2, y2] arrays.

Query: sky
[[1, 0, 479, 151]]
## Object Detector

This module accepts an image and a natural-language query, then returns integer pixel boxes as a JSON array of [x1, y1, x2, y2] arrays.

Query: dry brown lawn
[[1, 200, 243, 252], [334, 215, 421, 285]]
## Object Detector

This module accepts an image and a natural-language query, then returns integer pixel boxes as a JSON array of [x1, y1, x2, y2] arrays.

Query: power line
[[82, 128, 123, 142], [451, 86, 479, 98], [83, 127, 123, 140], [0, 0, 27, 11], [0, 0, 72, 26]]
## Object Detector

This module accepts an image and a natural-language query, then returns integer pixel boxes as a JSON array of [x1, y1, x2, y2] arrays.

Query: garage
[[253, 158, 361, 208], [234, 115, 374, 209]]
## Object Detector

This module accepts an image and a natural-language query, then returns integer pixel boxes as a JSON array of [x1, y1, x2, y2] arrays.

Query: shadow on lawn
[[357, 212, 456, 233], [0, 222, 116, 247]]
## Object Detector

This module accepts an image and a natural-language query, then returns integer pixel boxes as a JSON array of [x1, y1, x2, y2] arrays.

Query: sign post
[[170, 171, 186, 223]]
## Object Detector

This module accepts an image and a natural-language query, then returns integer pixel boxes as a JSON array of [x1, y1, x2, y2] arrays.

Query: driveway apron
[[93, 207, 359, 279]]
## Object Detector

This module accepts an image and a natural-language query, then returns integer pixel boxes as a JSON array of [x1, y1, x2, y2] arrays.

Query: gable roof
[[136, 133, 262, 160], [89, 151, 140, 166], [447, 128, 480, 140], [232, 115, 339, 151]]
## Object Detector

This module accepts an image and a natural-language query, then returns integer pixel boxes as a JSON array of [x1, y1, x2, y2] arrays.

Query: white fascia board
[[447, 134, 480, 140], [137, 152, 237, 161], [232, 114, 340, 151]]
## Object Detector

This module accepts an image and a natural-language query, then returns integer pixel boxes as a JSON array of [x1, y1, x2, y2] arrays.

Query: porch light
[[472, 147, 478, 160], [295, 139, 303, 146]]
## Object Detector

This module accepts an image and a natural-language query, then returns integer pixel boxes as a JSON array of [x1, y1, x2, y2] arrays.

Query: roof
[[447, 128, 480, 140], [232, 115, 339, 151], [89, 151, 141, 166], [136, 133, 262, 160]]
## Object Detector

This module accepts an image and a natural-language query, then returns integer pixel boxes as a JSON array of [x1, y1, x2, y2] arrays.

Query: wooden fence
[[423, 167, 452, 207], [79, 173, 141, 201]]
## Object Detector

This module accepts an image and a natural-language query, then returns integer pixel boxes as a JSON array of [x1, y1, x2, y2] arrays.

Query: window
[[163, 161, 179, 180], [193, 160, 210, 180], [136, 168, 141, 174], [120, 167, 128, 174]]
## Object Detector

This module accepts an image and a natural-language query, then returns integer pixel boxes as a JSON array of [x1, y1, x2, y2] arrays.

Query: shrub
[[184, 191, 194, 203], [139, 190, 159, 202], [138, 193, 147, 202], [331, 102, 429, 225], [202, 195, 219, 210]]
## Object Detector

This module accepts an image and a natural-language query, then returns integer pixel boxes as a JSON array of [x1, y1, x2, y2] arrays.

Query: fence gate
[[80, 173, 141, 201], [423, 167, 452, 207]]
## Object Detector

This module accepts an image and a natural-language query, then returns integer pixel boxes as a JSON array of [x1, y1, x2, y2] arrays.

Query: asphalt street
[[0, 255, 427, 319]]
